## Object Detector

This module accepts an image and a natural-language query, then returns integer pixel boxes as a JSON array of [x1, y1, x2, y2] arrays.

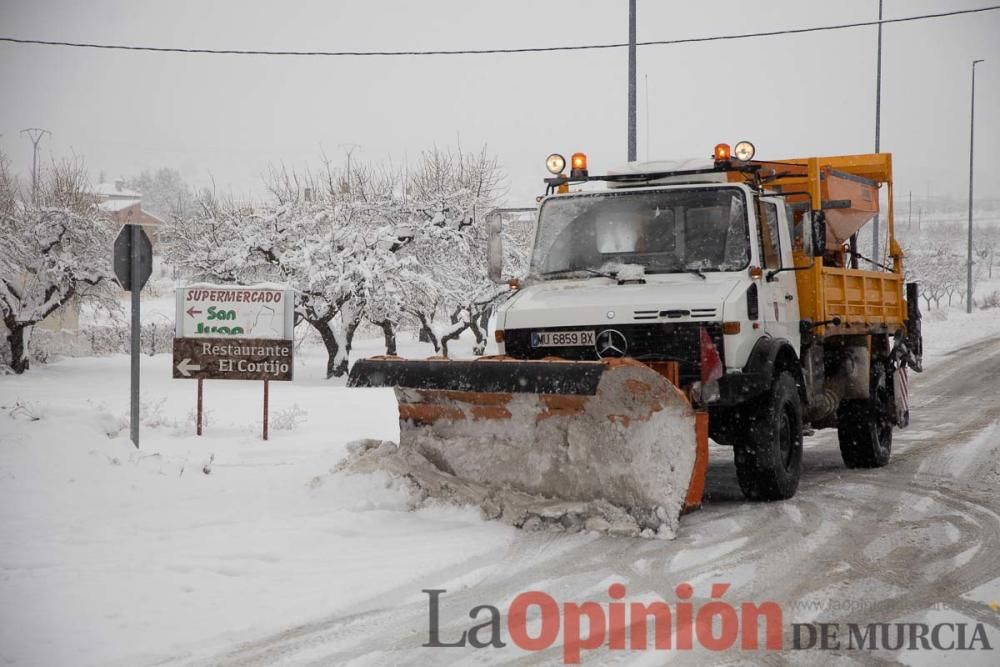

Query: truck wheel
[[837, 358, 892, 468], [733, 371, 803, 500]]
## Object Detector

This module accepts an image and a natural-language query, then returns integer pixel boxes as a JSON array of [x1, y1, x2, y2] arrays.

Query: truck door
[[756, 197, 801, 352]]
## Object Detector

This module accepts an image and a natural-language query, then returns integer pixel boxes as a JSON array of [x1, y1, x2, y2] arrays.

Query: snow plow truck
[[348, 142, 923, 530]]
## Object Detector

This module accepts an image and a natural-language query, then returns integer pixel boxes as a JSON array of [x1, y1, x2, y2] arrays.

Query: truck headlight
[[734, 141, 755, 161], [546, 154, 566, 174], [691, 380, 721, 405]]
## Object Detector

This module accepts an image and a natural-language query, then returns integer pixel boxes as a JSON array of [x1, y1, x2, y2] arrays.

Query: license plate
[[530, 330, 595, 348]]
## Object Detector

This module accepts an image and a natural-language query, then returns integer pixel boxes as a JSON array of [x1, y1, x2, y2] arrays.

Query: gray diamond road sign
[[113, 224, 152, 292]]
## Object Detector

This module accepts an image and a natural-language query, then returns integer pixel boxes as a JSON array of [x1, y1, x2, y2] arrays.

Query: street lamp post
[[966, 59, 985, 314], [872, 0, 883, 263]]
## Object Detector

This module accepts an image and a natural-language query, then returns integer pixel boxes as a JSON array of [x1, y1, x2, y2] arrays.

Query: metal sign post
[[130, 225, 140, 447], [113, 224, 153, 449], [263, 379, 270, 441], [196, 378, 204, 436]]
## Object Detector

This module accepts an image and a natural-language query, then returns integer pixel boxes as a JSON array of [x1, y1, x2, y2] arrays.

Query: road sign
[[173, 284, 294, 438], [114, 224, 153, 292], [175, 284, 294, 339], [172, 337, 294, 381]]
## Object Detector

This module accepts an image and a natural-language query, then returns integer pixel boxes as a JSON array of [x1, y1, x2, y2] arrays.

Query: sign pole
[[129, 224, 141, 448], [196, 378, 204, 436], [262, 379, 270, 441]]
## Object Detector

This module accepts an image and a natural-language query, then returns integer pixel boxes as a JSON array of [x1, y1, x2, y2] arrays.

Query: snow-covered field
[[0, 332, 515, 666], [1, 302, 999, 665]]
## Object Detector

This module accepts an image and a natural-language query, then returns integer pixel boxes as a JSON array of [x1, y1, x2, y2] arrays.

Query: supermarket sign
[[175, 284, 294, 339]]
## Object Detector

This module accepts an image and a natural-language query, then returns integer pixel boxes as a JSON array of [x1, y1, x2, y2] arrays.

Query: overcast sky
[[1, 0, 998, 206]]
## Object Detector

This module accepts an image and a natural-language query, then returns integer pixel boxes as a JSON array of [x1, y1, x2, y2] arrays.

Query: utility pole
[[872, 0, 884, 263], [967, 59, 985, 314], [627, 0, 637, 162], [908, 191, 912, 230], [644, 73, 650, 161], [20, 128, 50, 203]]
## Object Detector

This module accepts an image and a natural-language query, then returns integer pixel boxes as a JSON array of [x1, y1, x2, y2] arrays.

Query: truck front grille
[[503, 322, 724, 388], [631, 308, 718, 321]]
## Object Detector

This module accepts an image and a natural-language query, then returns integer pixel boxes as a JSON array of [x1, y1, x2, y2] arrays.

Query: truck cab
[[495, 163, 801, 402]]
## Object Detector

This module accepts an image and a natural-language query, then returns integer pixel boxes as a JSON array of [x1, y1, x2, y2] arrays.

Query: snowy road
[[194, 336, 1000, 666]]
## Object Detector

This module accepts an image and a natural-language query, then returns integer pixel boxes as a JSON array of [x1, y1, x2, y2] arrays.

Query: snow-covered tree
[[974, 224, 999, 281], [164, 146, 513, 370], [164, 162, 416, 377], [164, 186, 350, 377], [904, 240, 964, 309], [402, 147, 508, 356], [0, 155, 116, 373], [126, 167, 197, 222]]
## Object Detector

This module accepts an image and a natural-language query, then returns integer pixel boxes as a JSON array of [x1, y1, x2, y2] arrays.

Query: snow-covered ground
[[1, 301, 999, 665], [0, 331, 513, 666], [921, 303, 1000, 361]]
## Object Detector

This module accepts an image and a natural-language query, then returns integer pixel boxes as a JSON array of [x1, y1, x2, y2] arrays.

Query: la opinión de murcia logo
[[422, 584, 994, 664]]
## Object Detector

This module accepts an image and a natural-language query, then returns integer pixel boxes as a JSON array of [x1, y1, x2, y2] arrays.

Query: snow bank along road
[[197, 336, 1000, 666]]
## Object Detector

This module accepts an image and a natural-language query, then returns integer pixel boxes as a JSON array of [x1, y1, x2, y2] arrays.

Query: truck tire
[[733, 371, 803, 500], [837, 358, 892, 468]]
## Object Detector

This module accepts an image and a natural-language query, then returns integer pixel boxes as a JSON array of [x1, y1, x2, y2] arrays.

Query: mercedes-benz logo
[[595, 329, 628, 358]]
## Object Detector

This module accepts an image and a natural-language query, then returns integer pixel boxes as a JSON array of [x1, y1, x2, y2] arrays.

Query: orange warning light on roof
[[714, 143, 731, 162]]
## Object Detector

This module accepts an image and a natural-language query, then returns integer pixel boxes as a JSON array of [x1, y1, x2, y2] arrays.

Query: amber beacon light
[[570, 152, 588, 178]]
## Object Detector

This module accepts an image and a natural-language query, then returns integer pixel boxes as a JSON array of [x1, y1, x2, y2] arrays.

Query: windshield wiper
[[540, 268, 618, 280], [646, 262, 708, 280]]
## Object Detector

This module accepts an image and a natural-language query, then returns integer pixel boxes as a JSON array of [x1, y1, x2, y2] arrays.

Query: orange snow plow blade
[[347, 356, 708, 535]]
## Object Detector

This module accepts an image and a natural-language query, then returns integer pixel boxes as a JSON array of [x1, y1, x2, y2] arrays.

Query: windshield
[[530, 187, 750, 278]]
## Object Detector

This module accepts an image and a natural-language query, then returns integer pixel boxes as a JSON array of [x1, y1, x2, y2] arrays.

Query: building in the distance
[[92, 180, 164, 243]]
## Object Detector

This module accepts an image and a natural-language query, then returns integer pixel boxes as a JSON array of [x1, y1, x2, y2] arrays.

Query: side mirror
[[487, 210, 504, 283], [811, 213, 827, 258]]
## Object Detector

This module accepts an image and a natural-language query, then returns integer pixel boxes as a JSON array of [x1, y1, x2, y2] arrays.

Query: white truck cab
[[494, 167, 800, 395]]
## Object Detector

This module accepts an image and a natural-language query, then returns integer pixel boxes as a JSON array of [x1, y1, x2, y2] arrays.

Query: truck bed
[[797, 264, 907, 336]]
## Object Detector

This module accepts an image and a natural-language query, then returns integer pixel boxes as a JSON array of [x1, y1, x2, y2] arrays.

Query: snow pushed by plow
[[340, 359, 700, 538]]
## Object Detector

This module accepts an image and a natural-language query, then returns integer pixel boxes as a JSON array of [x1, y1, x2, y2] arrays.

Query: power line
[[0, 5, 997, 57]]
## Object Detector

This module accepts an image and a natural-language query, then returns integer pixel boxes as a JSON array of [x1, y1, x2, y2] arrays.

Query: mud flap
[[893, 366, 910, 428]]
